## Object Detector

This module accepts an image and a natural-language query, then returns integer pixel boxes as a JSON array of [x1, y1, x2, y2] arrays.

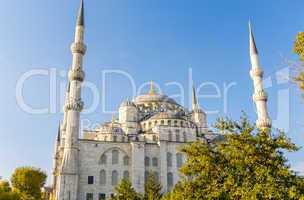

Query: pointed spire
[[66, 81, 71, 93], [150, 80, 155, 95], [57, 122, 61, 142], [249, 20, 258, 55], [192, 82, 198, 110], [77, 0, 84, 27]]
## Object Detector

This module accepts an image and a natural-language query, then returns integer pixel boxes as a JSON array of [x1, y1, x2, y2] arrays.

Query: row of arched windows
[[142, 120, 195, 129], [167, 131, 187, 142], [167, 152, 184, 168], [144, 153, 184, 168], [145, 157, 158, 167], [99, 150, 130, 166], [99, 170, 129, 186]]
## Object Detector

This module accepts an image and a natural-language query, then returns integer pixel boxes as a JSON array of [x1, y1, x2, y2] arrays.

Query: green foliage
[[11, 167, 47, 200], [294, 32, 304, 62], [144, 173, 162, 200], [293, 32, 304, 91], [163, 116, 304, 200], [0, 180, 20, 200], [0, 180, 11, 193], [109, 179, 142, 200]]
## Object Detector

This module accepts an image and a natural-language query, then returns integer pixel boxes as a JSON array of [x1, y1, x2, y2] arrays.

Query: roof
[[134, 94, 178, 105], [149, 111, 183, 120]]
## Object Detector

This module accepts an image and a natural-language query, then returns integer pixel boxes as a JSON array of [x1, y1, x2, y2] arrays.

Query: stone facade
[[52, 89, 212, 199]]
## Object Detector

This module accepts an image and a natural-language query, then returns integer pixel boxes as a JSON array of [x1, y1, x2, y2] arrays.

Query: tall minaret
[[192, 82, 199, 111], [249, 22, 272, 130], [56, 0, 86, 199]]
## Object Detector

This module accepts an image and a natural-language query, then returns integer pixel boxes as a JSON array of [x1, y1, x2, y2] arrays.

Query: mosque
[[51, 1, 271, 199]]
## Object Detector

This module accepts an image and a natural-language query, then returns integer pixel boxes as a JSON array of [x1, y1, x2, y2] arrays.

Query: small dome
[[120, 100, 136, 107]]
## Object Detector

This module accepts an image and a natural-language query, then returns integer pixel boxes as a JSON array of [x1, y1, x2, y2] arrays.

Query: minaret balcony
[[71, 42, 87, 55], [252, 90, 268, 101], [68, 68, 85, 82], [256, 118, 272, 129], [250, 68, 263, 78], [66, 99, 84, 111]]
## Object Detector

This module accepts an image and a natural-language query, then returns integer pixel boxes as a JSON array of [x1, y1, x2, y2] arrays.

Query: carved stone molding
[[250, 68, 263, 78], [70, 42, 87, 55], [68, 68, 85, 82], [256, 118, 272, 129], [66, 99, 84, 112], [253, 90, 268, 101]]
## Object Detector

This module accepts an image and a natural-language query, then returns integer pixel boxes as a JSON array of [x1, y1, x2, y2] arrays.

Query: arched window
[[100, 154, 107, 165], [104, 136, 107, 141], [168, 120, 171, 126], [99, 170, 106, 185], [152, 157, 158, 167], [183, 132, 187, 142], [112, 150, 119, 164], [145, 157, 150, 166], [145, 171, 149, 183], [123, 171, 130, 180], [152, 135, 157, 142], [161, 120, 164, 125], [176, 134, 180, 142], [113, 136, 117, 142], [167, 172, 173, 189], [123, 155, 129, 166], [176, 153, 183, 168], [167, 152, 172, 167], [112, 170, 118, 186], [153, 171, 159, 183]]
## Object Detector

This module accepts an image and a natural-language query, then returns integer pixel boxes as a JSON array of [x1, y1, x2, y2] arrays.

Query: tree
[[11, 167, 47, 200], [0, 180, 20, 200], [163, 116, 304, 200], [293, 32, 304, 91], [144, 173, 162, 200], [109, 179, 142, 200]]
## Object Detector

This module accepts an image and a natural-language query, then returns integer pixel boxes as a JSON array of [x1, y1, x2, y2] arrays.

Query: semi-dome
[[149, 111, 181, 120]]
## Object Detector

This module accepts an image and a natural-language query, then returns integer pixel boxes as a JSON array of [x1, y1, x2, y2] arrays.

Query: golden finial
[[150, 80, 155, 95], [111, 114, 115, 127]]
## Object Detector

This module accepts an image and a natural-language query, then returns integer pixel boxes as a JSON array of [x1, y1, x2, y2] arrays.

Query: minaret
[[191, 82, 207, 132], [51, 123, 61, 200], [192, 82, 198, 111], [56, 0, 86, 199], [249, 22, 272, 130]]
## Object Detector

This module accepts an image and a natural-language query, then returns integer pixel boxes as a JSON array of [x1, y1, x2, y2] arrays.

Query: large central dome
[[134, 94, 178, 105]]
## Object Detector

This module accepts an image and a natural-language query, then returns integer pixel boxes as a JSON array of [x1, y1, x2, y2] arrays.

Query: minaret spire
[[77, 0, 84, 27], [56, 0, 87, 199], [249, 21, 258, 55], [248, 21, 272, 130], [192, 82, 198, 111]]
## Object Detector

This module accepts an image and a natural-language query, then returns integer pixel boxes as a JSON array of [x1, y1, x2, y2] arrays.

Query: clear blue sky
[[1, 0, 304, 183]]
